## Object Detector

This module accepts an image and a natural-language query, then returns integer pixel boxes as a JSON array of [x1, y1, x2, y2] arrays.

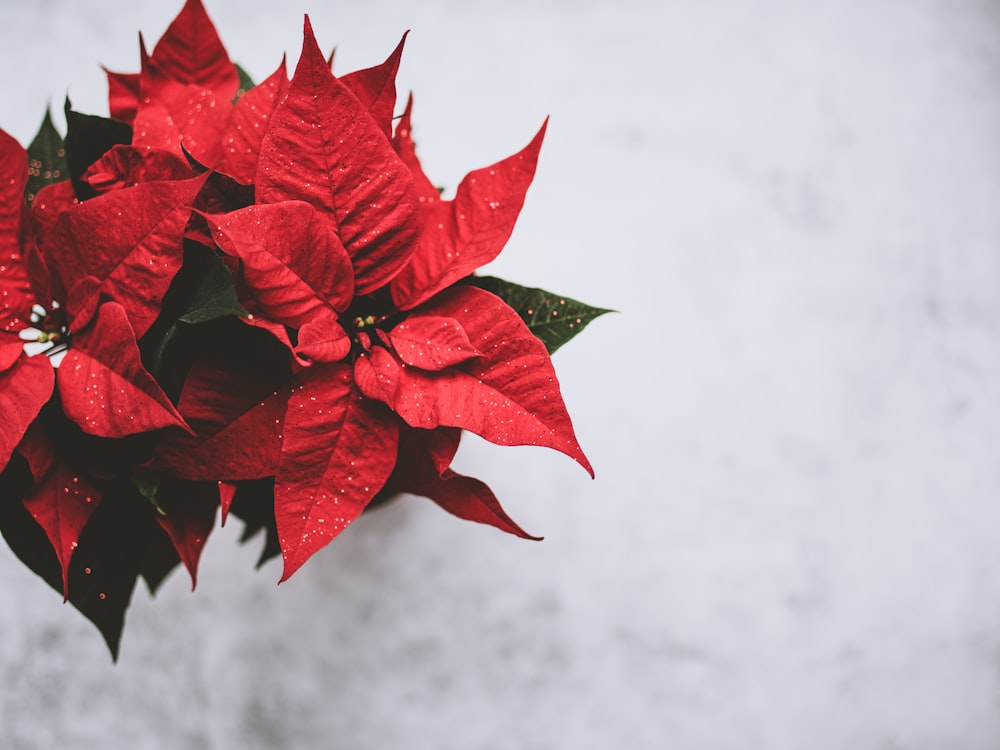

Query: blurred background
[[2, 0, 1000, 747]]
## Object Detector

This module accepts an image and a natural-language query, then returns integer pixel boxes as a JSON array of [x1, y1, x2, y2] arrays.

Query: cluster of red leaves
[[0, 0, 595, 656]]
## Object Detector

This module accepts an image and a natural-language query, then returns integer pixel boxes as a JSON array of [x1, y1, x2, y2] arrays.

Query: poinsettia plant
[[0, 0, 608, 658]]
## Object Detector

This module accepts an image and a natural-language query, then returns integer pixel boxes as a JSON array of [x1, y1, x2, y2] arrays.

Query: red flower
[[0, 0, 605, 656]]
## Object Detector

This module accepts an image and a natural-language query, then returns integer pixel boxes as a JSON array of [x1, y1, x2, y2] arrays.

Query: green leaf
[[25, 108, 69, 207], [233, 63, 255, 103], [64, 97, 132, 201], [227, 478, 281, 569], [143, 243, 248, 378], [468, 276, 613, 354]]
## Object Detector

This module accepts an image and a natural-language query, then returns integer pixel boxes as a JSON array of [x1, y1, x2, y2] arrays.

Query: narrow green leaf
[[25, 108, 69, 206], [468, 276, 613, 354]]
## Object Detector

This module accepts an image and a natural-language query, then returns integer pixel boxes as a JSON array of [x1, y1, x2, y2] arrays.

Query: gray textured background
[[2, 0, 1000, 747]]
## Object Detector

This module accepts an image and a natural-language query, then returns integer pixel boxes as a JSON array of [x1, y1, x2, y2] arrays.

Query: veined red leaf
[[15, 422, 54, 484], [218, 58, 288, 184], [148, 0, 238, 97], [0, 336, 23, 372], [154, 480, 218, 590], [105, 69, 140, 124], [0, 129, 35, 333], [57, 301, 189, 438], [132, 78, 233, 166], [391, 120, 547, 310], [151, 351, 290, 480], [391, 426, 539, 539], [256, 17, 419, 295], [365, 286, 593, 475], [82, 145, 193, 194], [42, 174, 208, 338], [275, 365, 398, 581], [391, 94, 441, 205], [22, 459, 102, 598], [218, 481, 237, 525], [204, 200, 355, 324], [386, 315, 481, 371], [340, 33, 407, 139], [0, 349, 54, 473]]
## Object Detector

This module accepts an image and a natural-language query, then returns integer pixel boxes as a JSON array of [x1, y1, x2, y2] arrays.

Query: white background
[[1, 0, 1000, 747]]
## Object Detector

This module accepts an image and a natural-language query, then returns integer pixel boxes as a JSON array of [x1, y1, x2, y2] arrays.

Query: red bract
[[0, 0, 604, 657]]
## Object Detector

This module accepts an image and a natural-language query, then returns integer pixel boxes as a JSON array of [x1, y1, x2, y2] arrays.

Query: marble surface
[[1, 0, 1000, 747]]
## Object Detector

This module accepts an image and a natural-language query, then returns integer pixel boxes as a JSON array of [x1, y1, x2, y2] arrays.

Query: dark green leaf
[[24, 108, 68, 206], [0, 461, 162, 661], [64, 97, 132, 201], [233, 63, 255, 103], [468, 276, 613, 354], [143, 243, 248, 378], [226, 478, 281, 569]]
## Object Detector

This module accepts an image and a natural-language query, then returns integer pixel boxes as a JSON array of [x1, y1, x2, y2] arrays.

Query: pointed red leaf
[[392, 426, 539, 539], [132, 78, 234, 165], [154, 480, 218, 590], [57, 301, 188, 438], [391, 94, 441, 205], [81, 145, 193, 194], [105, 68, 140, 124], [275, 365, 398, 581], [362, 286, 592, 475], [148, 0, 238, 96], [387, 315, 481, 371], [23, 460, 102, 598], [256, 17, 419, 294], [218, 481, 237, 525], [391, 120, 547, 310], [15, 422, 55, 483], [352, 345, 399, 405], [205, 201, 354, 324], [0, 348, 54, 472], [218, 58, 289, 184], [42, 174, 208, 338], [0, 129, 35, 333], [0, 333, 22, 372], [340, 33, 407, 139], [151, 351, 290, 480]]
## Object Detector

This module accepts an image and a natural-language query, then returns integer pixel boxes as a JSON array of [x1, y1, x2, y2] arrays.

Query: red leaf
[[218, 58, 289, 184], [151, 351, 290, 480], [0, 348, 54, 473], [392, 426, 539, 539], [0, 333, 22, 372], [0, 129, 35, 333], [81, 145, 193, 194], [391, 120, 547, 310], [386, 314, 481, 371], [275, 365, 398, 581], [132, 78, 234, 165], [340, 33, 407, 139], [15, 422, 54, 483], [154, 480, 218, 590], [42, 174, 208, 338], [105, 69, 140, 124], [256, 17, 419, 294], [57, 301, 188, 438], [22, 459, 102, 598], [218, 481, 237, 525], [391, 94, 441, 206], [362, 286, 593, 475], [147, 0, 238, 96], [204, 201, 354, 324], [352, 345, 399, 405]]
